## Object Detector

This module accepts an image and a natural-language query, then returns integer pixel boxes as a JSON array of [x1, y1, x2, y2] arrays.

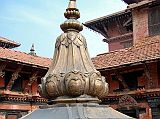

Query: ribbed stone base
[[21, 103, 134, 119]]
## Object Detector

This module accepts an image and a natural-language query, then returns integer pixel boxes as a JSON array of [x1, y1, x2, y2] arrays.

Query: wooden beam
[[91, 24, 108, 38], [144, 63, 153, 88], [0, 62, 7, 78], [6, 66, 22, 90], [23, 71, 39, 94], [101, 23, 109, 38], [116, 18, 125, 34]]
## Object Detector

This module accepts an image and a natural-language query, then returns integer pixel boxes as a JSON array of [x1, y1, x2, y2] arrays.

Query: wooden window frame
[[148, 5, 160, 36]]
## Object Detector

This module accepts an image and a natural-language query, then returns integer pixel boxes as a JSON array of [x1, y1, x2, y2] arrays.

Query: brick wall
[[132, 8, 149, 44], [107, 19, 132, 51], [109, 42, 123, 51], [107, 22, 122, 38]]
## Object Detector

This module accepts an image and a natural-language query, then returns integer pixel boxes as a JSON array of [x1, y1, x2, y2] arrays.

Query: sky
[[0, 0, 127, 58]]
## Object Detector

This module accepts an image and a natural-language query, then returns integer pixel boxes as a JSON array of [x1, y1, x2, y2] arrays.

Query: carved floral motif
[[119, 95, 137, 108], [65, 71, 85, 96]]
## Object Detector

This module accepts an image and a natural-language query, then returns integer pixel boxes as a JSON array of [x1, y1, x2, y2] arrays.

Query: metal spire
[[60, 0, 82, 32], [67, 0, 77, 10], [29, 44, 36, 56]]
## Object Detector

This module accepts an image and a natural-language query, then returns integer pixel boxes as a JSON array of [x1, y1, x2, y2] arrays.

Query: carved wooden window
[[116, 70, 144, 91], [11, 77, 22, 92], [149, 5, 160, 36]]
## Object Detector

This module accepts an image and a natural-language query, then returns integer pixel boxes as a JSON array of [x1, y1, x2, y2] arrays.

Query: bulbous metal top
[[60, 0, 83, 32], [64, 0, 80, 19]]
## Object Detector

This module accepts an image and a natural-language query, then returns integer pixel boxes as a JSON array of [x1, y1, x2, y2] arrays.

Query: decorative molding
[[0, 95, 47, 103], [118, 95, 137, 109]]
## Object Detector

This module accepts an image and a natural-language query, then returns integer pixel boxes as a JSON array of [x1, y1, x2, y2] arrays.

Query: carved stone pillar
[[6, 66, 22, 90], [23, 72, 38, 94]]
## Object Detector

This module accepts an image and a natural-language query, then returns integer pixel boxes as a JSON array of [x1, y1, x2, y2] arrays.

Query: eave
[[122, 0, 138, 5], [127, 0, 160, 10], [84, 10, 131, 38]]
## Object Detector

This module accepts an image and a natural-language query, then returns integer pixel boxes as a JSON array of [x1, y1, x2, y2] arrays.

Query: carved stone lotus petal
[[43, 74, 61, 98], [45, 81, 58, 97], [65, 71, 85, 97]]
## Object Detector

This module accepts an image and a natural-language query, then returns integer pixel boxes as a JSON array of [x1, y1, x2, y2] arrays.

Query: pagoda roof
[[122, 0, 138, 4], [0, 37, 21, 48], [127, 0, 159, 9], [84, 10, 130, 25], [84, 10, 131, 38], [92, 35, 160, 70], [0, 47, 51, 69], [0, 35, 160, 71]]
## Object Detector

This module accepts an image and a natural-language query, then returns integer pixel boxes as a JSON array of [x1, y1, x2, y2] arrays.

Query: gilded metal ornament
[[38, 0, 109, 101]]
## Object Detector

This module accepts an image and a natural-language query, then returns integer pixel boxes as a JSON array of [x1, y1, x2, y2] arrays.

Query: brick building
[[84, 0, 160, 119], [0, 0, 160, 119], [0, 37, 51, 119]]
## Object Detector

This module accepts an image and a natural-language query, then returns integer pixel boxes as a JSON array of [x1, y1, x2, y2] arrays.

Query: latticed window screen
[[149, 5, 160, 36]]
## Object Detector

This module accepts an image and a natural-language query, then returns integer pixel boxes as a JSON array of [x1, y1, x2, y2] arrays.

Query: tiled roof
[[92, 36, 160, 70], [0, 37, 21, 48], [1, 35, 160, 70], [0, 47, 51, 68]]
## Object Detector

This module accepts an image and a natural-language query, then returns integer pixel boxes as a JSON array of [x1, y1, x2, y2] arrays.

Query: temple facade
[[85, 0, 160, 119], [0, 37, 51, 119]]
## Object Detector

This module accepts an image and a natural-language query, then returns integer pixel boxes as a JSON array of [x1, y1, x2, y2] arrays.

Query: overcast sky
[[0, 0, 127, 58]]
